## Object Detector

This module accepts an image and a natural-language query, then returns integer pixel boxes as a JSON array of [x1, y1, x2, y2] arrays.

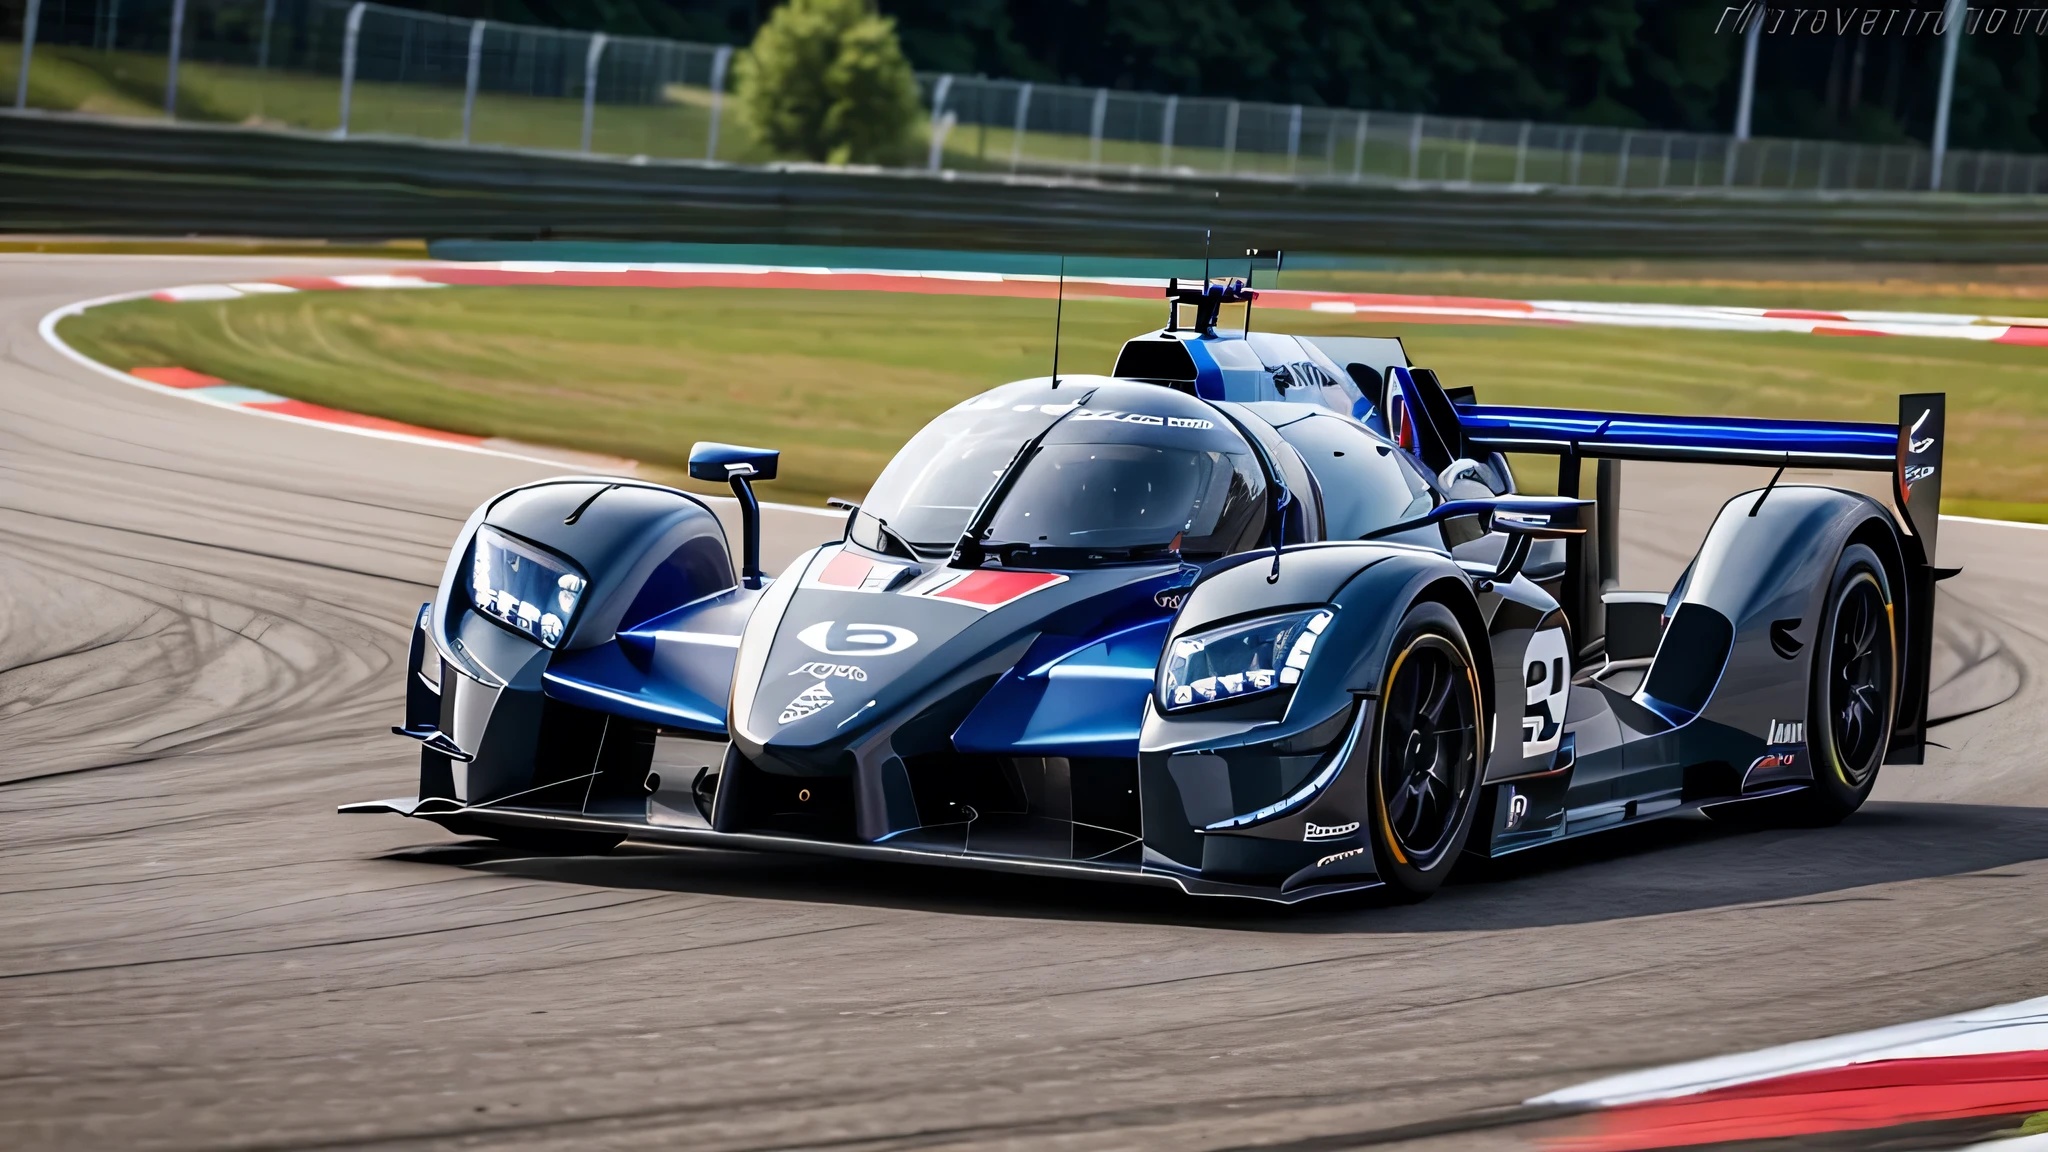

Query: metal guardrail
[[7, 111, 2048, 261], [6, 0, 2046, 196]]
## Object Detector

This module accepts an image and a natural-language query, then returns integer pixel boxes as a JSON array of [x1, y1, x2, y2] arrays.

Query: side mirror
[[689, 442, 780, 590], [688, 442, 779, 483], [1486, 495, 1588, 539], [1361, 494, 1589, 587], [1361, 495, 1589, 543]]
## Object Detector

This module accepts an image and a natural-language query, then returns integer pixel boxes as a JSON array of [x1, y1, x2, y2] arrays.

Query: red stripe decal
[[1995, 325, 2048, 346], [130, 366, 227, 389], [926, 569, 1066, 608], [1548, 1051, 2048, 1151], [1811, 326, 1890, 338], [814, 550, 874, 589], [241, 399, 486, 444], [265, 276, 350, 291]]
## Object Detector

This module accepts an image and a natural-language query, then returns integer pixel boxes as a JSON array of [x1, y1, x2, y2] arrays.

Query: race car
[[344, 280, 1950, 903]]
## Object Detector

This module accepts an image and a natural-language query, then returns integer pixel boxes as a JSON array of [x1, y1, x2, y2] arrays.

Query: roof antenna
[[1050, 254, 1066, 389], [1243, 248, 1281, 338]]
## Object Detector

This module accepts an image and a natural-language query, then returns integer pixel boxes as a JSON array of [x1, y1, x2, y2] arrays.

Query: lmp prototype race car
[[345, 281, 1950, 903]]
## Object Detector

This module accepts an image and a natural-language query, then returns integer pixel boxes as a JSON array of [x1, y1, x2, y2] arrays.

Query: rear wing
[[1385, 364, 1946, 763], [1450, 397, 1945, 565]]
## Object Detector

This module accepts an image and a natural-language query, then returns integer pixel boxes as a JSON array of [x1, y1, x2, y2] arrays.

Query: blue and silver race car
[[345, 281, 1950, 903]]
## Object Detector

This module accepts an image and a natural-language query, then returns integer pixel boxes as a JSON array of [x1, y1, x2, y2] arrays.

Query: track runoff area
[[24, 256, 2048, 1150]]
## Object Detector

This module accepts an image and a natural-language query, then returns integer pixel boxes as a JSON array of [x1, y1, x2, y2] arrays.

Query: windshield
[[982, 441, 1266, 562], [852, 387, 1070, 552]]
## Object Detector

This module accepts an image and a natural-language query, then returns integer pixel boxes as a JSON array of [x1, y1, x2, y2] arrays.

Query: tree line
[[390, 0, 2045, 153]]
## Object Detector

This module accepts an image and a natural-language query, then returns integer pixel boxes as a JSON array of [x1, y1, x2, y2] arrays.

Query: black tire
[[1787, 542, 1897, 826], [1365, 601, 1485, 903]]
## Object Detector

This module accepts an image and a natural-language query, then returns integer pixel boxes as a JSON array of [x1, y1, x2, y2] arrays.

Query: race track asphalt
[[3, 254, 2045, 1151]]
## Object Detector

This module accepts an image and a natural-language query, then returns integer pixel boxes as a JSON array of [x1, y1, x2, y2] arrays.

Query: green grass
[[0, 236, 431, 256], [54, 281, 2048, 518], [0, 43, 779, 161]]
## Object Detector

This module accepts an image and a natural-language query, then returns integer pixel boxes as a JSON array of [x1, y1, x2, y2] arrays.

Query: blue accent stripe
[[1458, 405, 1898, 470]]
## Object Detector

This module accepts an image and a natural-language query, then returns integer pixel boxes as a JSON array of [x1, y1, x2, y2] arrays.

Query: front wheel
[[1785, 543, 1897, 825], [1366, 601, 1485, 903]]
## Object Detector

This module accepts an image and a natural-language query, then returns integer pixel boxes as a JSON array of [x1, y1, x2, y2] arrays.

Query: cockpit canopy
[[852, 377, 1270, 564], [853, 374, 1460, 569]]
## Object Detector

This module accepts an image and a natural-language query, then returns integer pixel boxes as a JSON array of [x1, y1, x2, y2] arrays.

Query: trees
[[735, 0, 922, 164]]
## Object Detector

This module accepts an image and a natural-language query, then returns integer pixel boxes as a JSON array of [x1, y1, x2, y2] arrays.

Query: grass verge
[[54, 281, 2048, 518]]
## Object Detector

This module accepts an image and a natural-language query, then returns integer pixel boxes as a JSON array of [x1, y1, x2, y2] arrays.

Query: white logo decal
[[1068, 409, 1215, 430], [790, 662, 868, 682], [1904, 464, 1937, 484], [796, 621, 918, 656], [1768, 719, 1806, 745], [1521, 626, 1571, 760], [1506, 792, 1530, 830], [1315, 847, 1364, 868], [1909, 409, 1934, 454], [1303, 820, 1360, 841], [778, 681, 834, 724]]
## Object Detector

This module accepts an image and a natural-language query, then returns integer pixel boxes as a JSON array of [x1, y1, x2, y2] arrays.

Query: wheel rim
[[1827, 574, 1893, 785], [1376, 636, 1478, 868]]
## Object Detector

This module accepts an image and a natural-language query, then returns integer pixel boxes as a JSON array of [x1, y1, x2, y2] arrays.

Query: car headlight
[[468, 525, 587, 649], [1159, 608, 1334, 711]]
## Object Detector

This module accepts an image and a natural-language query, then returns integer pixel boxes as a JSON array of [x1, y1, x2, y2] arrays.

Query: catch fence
[[4, 0, 2043, 195]]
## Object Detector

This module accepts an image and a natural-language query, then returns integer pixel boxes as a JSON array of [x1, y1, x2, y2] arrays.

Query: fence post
[[1160, 94, 1177, 169], [580, 33, 606, 153], [1088, 87, 1108, 167], [1568, 126, 1584, 184], [927, 74, 953, 171], [1351, 110, 1369, 181], [1615, 131, 1631, 186], [1462, 120, 1477, 182], [1930, 0, 1964, 190], [1512, 120, 1529, 183], [1406, 114, 1421, 179], [1656, 134, 1671, 186], [164, 0, 188, 118], [257, 0, 276, 69], [461, 20, 484, 143], [705, 44, 732, 161], [1733, 4, 1760, 140], [1008, 81, 1032, 172], [1285, 103, 1301, 174], [337, 1, 365, 137], [1222, 100, 1239, 172], [105, 0, 120, 52], [14, 0, 39, 110]]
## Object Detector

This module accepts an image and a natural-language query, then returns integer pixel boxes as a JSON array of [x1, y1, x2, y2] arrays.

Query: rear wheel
[[1788, 543, 1897, 825], [1366, 602, 1484, 902]]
